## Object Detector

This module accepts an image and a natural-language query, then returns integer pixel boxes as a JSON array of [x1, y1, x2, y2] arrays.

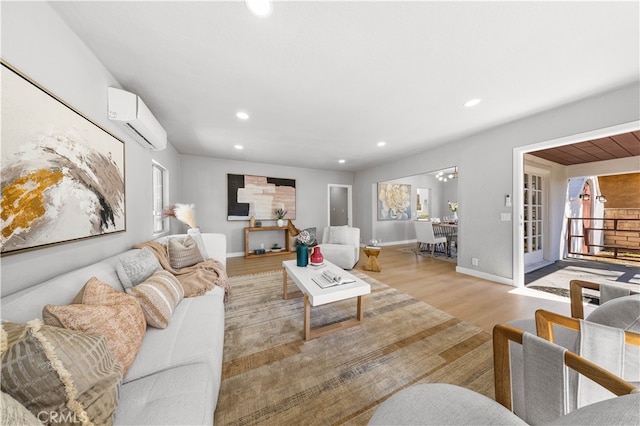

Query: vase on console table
[[277, 219, 284, 227]]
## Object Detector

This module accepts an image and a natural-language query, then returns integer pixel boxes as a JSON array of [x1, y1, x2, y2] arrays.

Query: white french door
[[523, 170, 545, 267]]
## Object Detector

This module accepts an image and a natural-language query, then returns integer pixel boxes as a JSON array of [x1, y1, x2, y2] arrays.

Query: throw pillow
[[126, 271, 184, 329], [328, 225, 350, 245], [167, 235, 204, 269], [303, 227, 318, 246], [187, 227, 209, 260], [1, 320, 122, 426], [42, 277, 146, 375], [116, 247, 162, 289]]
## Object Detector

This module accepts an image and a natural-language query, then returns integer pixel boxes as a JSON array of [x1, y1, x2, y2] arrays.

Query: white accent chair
[[318, 226, 360, 270], [414, 221, 447, 257]]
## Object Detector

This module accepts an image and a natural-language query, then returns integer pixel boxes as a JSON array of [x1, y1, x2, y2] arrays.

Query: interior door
[[328, 185, 351, 226], [523, 171, 545, 267]]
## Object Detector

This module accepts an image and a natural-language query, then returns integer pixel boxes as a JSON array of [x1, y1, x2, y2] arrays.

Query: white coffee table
[[282, 259, 371, 340]]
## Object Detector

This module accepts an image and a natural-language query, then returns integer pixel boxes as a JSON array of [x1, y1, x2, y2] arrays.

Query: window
[[152, 161, 168, 234]]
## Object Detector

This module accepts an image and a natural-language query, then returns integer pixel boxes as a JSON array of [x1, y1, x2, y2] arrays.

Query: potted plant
[[274, 208, 287, 227], [271, 243, 282, 253]]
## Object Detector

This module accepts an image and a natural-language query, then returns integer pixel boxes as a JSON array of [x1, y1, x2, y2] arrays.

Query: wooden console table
[[244, 226, 291, 259]]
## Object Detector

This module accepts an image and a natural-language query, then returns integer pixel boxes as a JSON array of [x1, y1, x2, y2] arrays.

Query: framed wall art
[[1, 61, 126, 255], [377, 182, 411, 221], [227, 174, 296, 221]]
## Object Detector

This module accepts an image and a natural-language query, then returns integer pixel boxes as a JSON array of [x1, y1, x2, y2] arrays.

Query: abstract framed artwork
[[1, 62, 125, 255], [377, 182, 411, 221], [227, 174, 296, 221]]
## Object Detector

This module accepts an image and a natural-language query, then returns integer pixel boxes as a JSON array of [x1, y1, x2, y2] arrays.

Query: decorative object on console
[[0, 320, 122, 425], [310, 246, 324, 266], [377, 183, 411, 221], [287, 219, 300, 236], [271, 243, 282, 253], [275, 208, 287, 227], [0, 62, 125, 255], [227, 174, 296, 221]]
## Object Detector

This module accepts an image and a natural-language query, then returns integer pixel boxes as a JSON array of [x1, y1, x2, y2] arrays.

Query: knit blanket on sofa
[[135, 241, 230, 299]]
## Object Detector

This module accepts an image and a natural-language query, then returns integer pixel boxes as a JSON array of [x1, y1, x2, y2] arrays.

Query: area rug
[[397, 246, 457, 263], [214, 270, 493, 425]]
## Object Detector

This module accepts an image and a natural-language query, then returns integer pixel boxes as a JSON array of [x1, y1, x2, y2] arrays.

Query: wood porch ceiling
[[529, 131, 640, 165]]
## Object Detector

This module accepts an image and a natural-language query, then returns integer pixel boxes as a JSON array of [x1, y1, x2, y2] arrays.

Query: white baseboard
[[455, 266, 514, 286], [227, 251, 244, 258]]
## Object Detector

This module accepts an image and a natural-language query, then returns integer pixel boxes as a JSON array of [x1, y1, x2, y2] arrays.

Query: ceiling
[[529, 131, 640, 166], [50, 1, 640, 172]]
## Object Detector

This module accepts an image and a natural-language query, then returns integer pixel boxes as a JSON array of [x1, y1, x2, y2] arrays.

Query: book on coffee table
[[312, 270, 355, 288]]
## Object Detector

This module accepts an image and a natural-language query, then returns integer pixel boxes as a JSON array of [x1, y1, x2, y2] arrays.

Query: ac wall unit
[[107, 87, 167, 151]]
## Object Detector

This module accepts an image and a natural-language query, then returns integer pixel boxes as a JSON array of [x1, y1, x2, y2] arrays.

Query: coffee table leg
[[282, 267, 288, 299], [304, 294, 311, 340], [357, 295, 364, 321]]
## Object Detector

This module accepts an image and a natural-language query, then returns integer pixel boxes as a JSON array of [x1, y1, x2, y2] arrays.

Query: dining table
[[432, 223, 458, 257]]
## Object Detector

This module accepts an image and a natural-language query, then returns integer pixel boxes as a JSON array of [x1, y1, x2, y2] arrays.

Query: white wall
[[1, 3, 181, 296], [179, 155, 353, 255], [354, 82, 640, 285]]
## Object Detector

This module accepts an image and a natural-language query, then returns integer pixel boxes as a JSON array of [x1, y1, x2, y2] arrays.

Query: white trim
[[456, 266, 514, 286], [512, 120, 640, 287]]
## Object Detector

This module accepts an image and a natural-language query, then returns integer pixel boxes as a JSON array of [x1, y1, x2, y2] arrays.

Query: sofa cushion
[[42, 277, 146, 375], [116, 247, 162, 290], [124, 286, 225, 389], [127, 271, 184, 329], [167, 235, 204, 269], [116, 363, 214, 425], [1, 320, 122, 426]]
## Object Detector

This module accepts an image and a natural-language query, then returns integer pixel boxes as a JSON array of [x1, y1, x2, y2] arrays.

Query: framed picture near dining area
[[377, 182, 411, 221], [1, 62, 126, 255]]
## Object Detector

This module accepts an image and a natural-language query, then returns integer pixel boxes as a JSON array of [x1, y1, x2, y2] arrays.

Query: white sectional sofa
[[1, 233, 227, 425]]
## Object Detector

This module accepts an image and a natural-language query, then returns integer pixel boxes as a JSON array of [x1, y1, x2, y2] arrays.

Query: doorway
[[328, 184, 352, 227]]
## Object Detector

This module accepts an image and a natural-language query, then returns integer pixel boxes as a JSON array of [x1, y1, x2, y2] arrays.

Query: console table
[[244, 226, 291, 258]]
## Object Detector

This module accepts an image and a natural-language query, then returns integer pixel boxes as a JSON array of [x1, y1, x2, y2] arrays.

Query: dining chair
[[414, 221, 447, 257]]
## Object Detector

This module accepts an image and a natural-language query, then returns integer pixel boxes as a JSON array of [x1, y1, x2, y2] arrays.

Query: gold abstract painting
[[1, 62, 125, 254]]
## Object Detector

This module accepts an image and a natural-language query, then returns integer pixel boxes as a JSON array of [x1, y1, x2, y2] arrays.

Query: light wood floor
[[227, 244, 575, 334]]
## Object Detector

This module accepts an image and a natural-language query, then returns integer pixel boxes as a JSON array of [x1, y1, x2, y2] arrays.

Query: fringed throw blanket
[[135, 241, 230, 299]]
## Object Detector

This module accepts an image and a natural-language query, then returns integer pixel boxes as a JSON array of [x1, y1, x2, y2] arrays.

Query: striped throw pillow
[[167, 235, 204, 269], [127, 271, 184, 329]]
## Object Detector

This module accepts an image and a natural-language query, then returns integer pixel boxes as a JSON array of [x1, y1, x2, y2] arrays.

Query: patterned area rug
[[214, 270, 493, 425]]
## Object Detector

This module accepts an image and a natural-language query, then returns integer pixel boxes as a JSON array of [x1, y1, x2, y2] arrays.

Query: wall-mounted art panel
[[377, 182, 411, 221], [1, 62, 125, 255], [227, 174, 296, 221]]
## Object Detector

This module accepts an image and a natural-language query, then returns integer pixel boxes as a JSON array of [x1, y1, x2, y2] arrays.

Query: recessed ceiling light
[[236, 111, 249, 120], [234, 145, 243, 150], [377, 141, 386, 147], [245, 0, 272, 17], [338, 159, 346, 164], [464, 98, 482, 108]]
